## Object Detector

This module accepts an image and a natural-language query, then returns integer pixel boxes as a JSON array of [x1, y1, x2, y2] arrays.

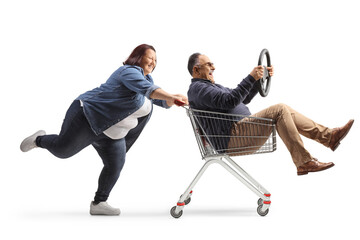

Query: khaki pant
[[227, 103, 332, 167]]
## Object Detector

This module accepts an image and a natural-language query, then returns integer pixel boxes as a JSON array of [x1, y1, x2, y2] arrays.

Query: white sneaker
[[90, 201, 121, 216], [20, 130, 46, 152]]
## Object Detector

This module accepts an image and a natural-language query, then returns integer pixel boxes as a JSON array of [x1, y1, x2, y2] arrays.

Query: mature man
[[187, 53, 354, 175]]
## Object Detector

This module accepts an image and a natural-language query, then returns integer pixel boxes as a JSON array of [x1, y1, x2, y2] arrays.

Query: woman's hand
[[150, 88, 188, 107], [166, 94, 189, 107]]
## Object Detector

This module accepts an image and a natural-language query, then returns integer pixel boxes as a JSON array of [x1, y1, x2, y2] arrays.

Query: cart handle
[[174, 99, 186, 107]]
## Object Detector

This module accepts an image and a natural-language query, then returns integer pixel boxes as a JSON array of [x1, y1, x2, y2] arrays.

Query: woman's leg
[[36, 100, 98, 158], [92, 137, 126, 203], [90, 115, 149, 213], [92, 113, 149, 202], [125, 115, 151, 152]]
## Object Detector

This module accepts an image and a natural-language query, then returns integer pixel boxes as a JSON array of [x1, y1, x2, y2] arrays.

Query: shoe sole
[[297, 163, 335, 176], [331, 120, 354, 151], [90, 212, 120, 216]]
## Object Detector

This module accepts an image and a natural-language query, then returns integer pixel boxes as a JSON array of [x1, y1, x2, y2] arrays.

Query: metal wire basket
[[187, 108, 277, 158], [170, 107, 277, 218]]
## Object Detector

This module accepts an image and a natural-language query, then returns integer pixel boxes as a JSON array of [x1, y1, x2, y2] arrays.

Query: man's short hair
[[188, 53, 201, 76]]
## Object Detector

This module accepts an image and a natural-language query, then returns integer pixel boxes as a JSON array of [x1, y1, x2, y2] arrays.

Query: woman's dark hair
[[188, 52, 201, 76], [123, 44, 156, 68]]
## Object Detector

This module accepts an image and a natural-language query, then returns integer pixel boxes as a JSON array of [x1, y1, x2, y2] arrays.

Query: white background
[[1, 0, 359, 239]]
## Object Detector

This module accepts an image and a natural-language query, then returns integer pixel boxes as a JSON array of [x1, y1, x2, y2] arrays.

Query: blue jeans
[[37, 100, 150, 202]]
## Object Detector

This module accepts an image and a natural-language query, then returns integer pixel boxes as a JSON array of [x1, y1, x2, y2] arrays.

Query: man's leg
[[249, 103, 312, 167], [284, 105, 354, 151], [228, 103, 334, 175], [227, 117, 273, 156], [284, 104, 332, 147]]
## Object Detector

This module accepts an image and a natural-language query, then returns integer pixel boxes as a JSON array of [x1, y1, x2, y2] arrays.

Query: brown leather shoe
[[297, 158, 334, 176], [329, 119, 354, 151]]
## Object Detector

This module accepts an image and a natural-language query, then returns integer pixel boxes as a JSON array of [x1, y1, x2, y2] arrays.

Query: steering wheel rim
[[257, 49, 271, 97]]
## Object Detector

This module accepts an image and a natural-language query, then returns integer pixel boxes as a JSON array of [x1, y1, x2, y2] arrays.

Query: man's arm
[[190, 75, 256, 110], [243, 81, 259, 105], [243, 65, 273, 104]]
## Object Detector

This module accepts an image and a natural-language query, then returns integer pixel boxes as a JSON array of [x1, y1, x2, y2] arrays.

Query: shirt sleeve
[[119, 67, 160, 99], [243, 75, 259, 104], [152, 99, 171, 109]]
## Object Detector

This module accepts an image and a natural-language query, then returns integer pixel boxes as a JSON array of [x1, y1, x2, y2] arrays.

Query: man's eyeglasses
[[196, 62, 215, 68]]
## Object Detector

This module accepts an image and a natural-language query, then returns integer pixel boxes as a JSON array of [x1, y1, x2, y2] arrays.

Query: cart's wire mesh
[[187, 108, 277, 158]]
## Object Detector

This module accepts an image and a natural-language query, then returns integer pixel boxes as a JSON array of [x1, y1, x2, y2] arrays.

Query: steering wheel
[[257, 49, 271, 97]]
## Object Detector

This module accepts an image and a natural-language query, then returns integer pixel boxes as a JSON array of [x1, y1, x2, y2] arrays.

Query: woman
[[20, 44, 188, 215]]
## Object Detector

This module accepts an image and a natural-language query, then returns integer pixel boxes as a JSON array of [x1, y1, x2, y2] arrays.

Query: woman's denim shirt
[[76, 65, 168, 135]]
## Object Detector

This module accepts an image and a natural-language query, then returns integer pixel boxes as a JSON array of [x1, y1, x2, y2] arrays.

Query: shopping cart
[[170, 107, 277, 218]]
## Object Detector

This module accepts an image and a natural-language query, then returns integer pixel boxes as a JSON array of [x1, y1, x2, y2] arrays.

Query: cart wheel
[[257, 198, 263, 206], [257, 48, 272, 97], [170, 206, 183, 219], [257, 205, 269, 217]]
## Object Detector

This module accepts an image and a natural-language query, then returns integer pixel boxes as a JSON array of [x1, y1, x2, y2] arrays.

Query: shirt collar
[[191, 78, 212, 83]]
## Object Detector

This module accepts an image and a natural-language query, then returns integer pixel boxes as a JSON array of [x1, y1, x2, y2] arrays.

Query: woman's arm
[[150, 88, 188, 107]]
